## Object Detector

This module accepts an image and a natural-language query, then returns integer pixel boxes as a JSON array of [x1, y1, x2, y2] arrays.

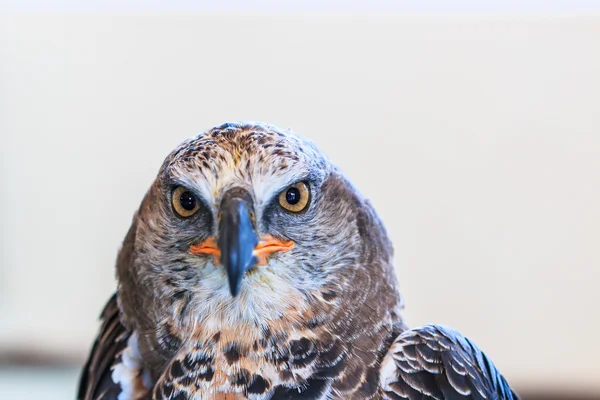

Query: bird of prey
[[78, 122, 518, 400]]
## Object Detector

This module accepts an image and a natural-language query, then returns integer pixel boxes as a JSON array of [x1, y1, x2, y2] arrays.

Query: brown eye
[[278, 182, 310, 213], [172, 186, 200, 217]]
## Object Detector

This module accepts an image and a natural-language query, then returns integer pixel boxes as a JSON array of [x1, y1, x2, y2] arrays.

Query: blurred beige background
[[1, 4, 600, 398]]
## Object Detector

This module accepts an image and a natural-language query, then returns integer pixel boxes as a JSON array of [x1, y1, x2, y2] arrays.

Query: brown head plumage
[[113, 121, 403, 398]]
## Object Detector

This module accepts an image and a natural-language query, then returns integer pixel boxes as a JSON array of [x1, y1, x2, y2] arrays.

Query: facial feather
[[113, 122, 403, 398]]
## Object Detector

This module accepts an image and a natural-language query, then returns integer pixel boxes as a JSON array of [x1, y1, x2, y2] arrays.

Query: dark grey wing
[[381, 324, 519, 400], [78, 293, 130, 400]]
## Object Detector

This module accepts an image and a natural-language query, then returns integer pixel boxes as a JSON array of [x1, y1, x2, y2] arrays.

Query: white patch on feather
[[111, 332, 152, 400], [379, 338, 402, 390]]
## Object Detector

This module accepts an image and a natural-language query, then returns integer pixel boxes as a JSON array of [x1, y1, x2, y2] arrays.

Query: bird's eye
[[172, 186, 200, 217], [278, 182, 310, 213]]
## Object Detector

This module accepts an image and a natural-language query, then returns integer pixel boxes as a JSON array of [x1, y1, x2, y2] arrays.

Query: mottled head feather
[[115, 122, 404, 397]]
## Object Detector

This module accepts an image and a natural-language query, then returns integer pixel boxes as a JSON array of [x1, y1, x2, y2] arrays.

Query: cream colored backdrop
[[1, 13, 599, 394]]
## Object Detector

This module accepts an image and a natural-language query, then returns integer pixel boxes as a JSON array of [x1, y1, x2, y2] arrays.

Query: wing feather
[[381, 325, 519, 400], [78, 293, 131, 400]]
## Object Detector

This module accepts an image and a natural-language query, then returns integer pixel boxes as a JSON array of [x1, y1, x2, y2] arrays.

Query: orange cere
[[189, 235, 294, 266], [252, 235, 294, 265], [190, 237, 221, 264]]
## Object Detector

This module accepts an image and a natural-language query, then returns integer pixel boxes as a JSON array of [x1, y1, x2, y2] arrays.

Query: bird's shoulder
[[379, 324, 519, 400]]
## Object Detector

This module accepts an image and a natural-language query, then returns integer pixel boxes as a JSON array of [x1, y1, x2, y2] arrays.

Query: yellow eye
[[172, 186, 200, 217], [278, 182, 310, 213]]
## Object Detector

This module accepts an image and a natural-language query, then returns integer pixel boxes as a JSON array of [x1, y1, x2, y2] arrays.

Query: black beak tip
[[229, 280, 241, 297], [226, 254, 258, 297]]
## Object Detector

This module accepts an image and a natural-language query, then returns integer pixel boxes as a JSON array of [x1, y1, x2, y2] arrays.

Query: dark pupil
[[286, 187, 301, 205], [179, 191, 197, 211]]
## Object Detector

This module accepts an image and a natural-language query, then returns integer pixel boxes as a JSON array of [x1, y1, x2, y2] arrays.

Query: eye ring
[[278, 182, 310, 213], [172, 186, 200, 218]]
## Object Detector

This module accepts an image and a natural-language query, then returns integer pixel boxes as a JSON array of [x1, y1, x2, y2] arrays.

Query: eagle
[[78, 122, 518, 400]]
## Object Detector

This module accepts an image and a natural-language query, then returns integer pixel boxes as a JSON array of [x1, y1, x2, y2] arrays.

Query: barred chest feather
[[128, 315, 398, 400]]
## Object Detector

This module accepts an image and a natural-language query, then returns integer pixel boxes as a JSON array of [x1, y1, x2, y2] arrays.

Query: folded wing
[[380, 324, 519, 400], [78, 293, 130, 400]]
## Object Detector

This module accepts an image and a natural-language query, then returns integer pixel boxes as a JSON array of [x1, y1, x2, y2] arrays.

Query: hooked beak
[[189, 188, 294, 297]]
